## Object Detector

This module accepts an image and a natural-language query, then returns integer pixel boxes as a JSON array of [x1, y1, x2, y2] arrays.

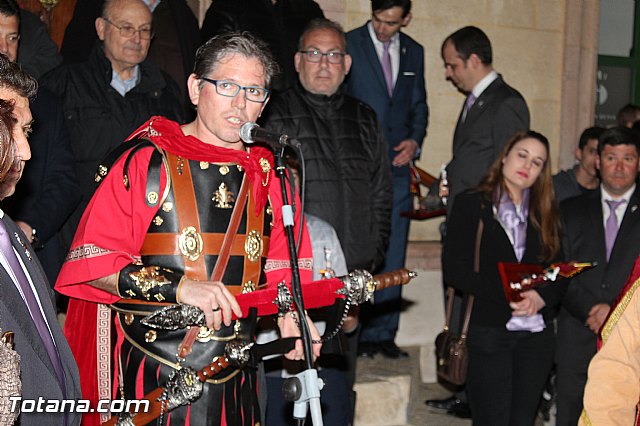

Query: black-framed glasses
[[299, 49, 346, 64], [200, 78, 270, 103], [102, 17, 154, 40]]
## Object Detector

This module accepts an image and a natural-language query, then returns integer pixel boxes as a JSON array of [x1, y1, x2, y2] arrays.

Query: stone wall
[[193, 0, 599, 241]]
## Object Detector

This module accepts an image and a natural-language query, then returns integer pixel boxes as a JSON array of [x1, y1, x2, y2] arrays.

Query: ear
[[294, 51, 302, 73], [401, 12, 412, 27], [468, 53, 482, 69], [595, 154, 601, 171], [96, 17, 106, 41], [343, 53, 352, 75], [575, 147, 583, 162], [187, 73, 201, 107]]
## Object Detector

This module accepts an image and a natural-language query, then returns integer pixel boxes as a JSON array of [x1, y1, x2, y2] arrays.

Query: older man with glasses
[[262, 18, 392, 425], [41, 0, 183, 265]]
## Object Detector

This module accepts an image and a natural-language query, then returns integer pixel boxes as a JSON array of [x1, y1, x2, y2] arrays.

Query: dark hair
[[0, 0, 19, 19], [194, 32, 279, 88], [0, 53, 36, 98], [578, 126, 605, 150], [371, 0, 412, 17], [617, 103, 640, 127], [298, 18, 346, 52], [598, 126, 640, 155], [477, 130, 560, 260], [442, 26, 492, 65], [0, 98, 16, 182]]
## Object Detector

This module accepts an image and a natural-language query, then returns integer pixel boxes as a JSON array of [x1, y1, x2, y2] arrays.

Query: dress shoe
[[425, 395, 460, 411], [378, 340, 409, 359], [447, 401, 472, 419], [357, 342, 378, 358]]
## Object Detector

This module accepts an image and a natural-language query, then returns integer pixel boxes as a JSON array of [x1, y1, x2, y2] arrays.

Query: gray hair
[[194, 32, 279, 88], [298, 18, 347, 52]]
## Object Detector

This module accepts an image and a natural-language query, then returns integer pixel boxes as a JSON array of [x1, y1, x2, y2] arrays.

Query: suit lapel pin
[[632, 204, 638, 213], [13, 232, 31, 261], [402, 47, 406, 55]]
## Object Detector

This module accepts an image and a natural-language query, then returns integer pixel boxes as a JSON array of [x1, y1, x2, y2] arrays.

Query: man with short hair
[[0, 0, 80, 288], [557, 126, 640, 425], [345, 0, 428, 360], [0, 53, 81, 425], [41, 0, 183, 257], [56, 32, 319, 426], [440, 26, 530, 211], [553, 126, 604, 202], [262, 18, 392, 424]]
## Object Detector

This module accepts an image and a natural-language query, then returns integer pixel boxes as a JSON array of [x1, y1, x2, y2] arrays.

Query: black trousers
[[466, 324, 555, 426]]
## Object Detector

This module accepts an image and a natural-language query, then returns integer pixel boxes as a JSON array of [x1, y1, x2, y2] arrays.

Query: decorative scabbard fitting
[[117, 263, 182, 303]]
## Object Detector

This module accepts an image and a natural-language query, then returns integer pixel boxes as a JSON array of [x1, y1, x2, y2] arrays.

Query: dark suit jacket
[[557, 187, 640, 369], [345, 23, 428, 181], [446, 76, 529, 212], [0, 215, 81, 425], [443, 191, 565, 327], [3, 88, 80, 285]]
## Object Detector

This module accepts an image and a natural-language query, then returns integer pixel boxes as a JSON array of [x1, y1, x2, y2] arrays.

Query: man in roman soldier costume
[[55, 33, 320, 425]]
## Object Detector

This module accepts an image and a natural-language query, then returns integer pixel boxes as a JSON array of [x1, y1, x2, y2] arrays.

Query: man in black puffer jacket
[[261, 18, 391, 426], [263, 18, 391, 273]]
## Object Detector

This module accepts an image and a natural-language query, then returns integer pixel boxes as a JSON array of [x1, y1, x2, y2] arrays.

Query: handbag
[[435, 218, 483, 386]]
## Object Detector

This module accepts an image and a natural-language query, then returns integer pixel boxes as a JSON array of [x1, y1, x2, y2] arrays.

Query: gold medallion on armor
[[162, 202, 173, 212], [147, 191, 159, 206], [259, 158, 271, 186], [153, 216, 164, 226], [95, 164, 108, 183], [178, 226, 203, 261], [219, 165, 230, 175], [244, 230, 263, 262], [242, 280, 256, 294], [213, 182, 235, 208], [199, 161, 210, 170], [144, 330, 157, 343], [124, 313, 134, 325]]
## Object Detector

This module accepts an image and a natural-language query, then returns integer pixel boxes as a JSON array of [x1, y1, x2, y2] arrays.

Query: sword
[[141, 268, 417, 330]]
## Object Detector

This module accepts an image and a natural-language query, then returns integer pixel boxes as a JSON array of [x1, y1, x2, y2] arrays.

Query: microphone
[[239, 122, 300, 149]]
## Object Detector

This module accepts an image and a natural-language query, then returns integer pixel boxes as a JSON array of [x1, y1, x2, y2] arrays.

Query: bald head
[[96, 0, 152, 79]]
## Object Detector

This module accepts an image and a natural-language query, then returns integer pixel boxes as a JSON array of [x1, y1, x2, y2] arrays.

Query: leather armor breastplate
[[114, 151, 273, 374]]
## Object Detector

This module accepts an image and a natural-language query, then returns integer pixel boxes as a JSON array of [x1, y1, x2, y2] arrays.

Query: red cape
[[55, 117, 312, 425]]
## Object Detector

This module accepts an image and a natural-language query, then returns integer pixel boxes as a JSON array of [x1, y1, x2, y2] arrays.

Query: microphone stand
[[273, 150, 324, 426]]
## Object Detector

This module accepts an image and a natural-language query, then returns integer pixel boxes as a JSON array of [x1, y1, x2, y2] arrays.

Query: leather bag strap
[[461, 219, 483, 340]]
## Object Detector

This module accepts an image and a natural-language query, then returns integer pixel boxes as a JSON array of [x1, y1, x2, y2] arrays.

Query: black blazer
[[0, 215, 81, 425], [443, 191, 565, 327], [446, 76, 529, 212], [557, 187, 640, 366]]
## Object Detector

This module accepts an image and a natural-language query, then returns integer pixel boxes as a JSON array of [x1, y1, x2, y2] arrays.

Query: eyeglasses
[[200, 78, 270, 103], [102, 17, 154, 40], [298, 49, 346, 64]]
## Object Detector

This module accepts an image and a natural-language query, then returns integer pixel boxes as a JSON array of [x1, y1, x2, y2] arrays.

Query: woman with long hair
[[443, 130, 563, 425]]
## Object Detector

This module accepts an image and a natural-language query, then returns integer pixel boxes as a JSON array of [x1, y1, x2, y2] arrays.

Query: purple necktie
[[382, 40, 393, 97], [605, 199, 625, 260], [463, 93, 476, 121], [0, 220, 66, 397]]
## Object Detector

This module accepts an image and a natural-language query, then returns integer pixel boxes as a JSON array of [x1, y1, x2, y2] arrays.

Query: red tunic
[[55, 117, 313, 425]]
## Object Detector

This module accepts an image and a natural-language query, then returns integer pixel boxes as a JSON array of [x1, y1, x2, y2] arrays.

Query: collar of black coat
[[294, 79, 345, 110], [92, 43, 169, 95]]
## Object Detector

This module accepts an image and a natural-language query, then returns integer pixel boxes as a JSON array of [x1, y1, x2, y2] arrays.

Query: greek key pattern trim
[[263, 257, 313, 273], [66, 244, 112, 262], [96, 304, 112, 424]]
